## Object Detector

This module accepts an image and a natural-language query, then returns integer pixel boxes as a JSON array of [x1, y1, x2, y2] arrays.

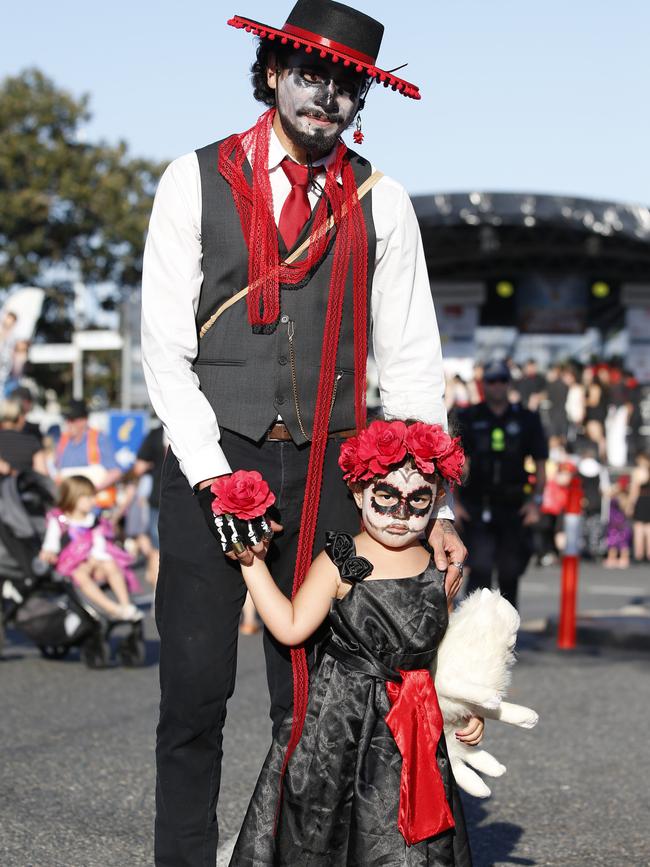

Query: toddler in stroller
[[40, 475, 142, 623], [0, 471, 145, 667]]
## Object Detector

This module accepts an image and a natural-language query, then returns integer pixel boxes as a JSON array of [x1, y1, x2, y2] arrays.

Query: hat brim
[[228, 15, 421, 100]]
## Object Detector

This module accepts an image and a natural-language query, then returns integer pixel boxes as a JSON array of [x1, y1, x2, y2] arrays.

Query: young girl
[[39, 475, 142, 622], [604, 476, 632, 569], [227, 420, 478, 866]]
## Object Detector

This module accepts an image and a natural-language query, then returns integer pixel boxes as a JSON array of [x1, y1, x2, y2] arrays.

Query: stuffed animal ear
[[449, 755, 493, 798], [447, 736, 507, 798], [485, 700, 539, 729], [459, 744, 507, 778], [436, 676, 501, 710]]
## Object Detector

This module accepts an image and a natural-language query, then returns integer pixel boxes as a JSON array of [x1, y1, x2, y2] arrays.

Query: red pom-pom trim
[[226, 16, 422, 100]]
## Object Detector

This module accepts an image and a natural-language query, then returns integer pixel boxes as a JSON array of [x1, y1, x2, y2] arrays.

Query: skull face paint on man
[[270, 50, 364, 157], [353, 463, 438, 549]]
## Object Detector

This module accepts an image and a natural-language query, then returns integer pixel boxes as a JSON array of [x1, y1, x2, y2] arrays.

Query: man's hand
[[519, 501, 540, 527], [428, 518, 468, 602], [219, 514, 283, 566], [195, 477, 282, 563]]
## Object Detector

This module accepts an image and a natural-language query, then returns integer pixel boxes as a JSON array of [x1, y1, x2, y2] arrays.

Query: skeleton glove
[[196, 471, 276, 555]]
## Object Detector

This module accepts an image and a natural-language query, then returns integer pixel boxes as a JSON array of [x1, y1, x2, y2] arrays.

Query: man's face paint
[[354, 465, 438, 549], [273, 51, 363, 157]]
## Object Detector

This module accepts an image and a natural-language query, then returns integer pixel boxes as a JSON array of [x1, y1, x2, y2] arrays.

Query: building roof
[[412, 192, 650, 281]]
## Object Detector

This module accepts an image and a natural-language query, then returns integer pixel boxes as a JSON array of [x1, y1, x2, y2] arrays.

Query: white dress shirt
[[141, 127, 452, 518]]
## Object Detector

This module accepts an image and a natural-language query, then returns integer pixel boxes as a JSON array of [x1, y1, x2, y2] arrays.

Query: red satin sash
[[385, 669, 455, 846]]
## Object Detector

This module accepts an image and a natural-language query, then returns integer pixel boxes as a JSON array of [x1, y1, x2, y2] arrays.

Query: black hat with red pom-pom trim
[[228, 0, 421, 100]]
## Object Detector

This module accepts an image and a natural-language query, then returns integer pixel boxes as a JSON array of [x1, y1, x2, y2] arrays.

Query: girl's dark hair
[[251, 40, 291, 106]]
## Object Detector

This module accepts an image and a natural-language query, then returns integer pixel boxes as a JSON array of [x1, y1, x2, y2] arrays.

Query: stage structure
[[413, 191, 650, 382]]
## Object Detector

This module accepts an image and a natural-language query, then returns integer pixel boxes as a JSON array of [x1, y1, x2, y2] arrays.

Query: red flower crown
[[338, 420, 465, 485]]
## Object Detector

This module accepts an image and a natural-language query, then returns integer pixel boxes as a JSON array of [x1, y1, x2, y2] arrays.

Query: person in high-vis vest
[[54, 399, 122, 510], [455, 359, 549, 610]]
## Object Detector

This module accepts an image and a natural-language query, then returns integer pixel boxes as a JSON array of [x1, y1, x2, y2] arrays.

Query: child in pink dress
[[40, 475, 141, 621]]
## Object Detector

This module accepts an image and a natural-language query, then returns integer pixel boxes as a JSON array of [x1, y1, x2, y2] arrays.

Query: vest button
[[278, 355, 288, 365], [276, 394, 285, 405]]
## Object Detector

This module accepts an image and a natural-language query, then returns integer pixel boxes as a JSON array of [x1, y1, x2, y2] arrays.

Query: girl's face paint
[[273, 51, 362, 157], [354, 465, 438, 549]]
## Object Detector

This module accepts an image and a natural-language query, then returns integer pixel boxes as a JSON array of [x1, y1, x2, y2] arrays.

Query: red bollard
[[557, 474, 583, 650]]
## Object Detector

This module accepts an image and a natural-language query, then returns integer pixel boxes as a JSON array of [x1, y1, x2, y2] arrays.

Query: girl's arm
[[240, 550, 339, 646], [90, 527, 109, 560], [32, 449, 48, 476], [40, 516, 61, 562]]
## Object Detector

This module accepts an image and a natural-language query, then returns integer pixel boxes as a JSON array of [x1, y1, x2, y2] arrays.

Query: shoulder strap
[[324, 530, 373, 584], [198, 169, 384, 340], [56, 432, 69, 458], [87, 428, 100, 465]]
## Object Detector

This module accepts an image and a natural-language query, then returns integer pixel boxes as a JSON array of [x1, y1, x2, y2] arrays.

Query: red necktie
[[279, 158, 319, 251]]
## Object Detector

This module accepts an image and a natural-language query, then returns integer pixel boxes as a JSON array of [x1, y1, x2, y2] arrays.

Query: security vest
[[193, 140, 377, 443], [458, 402, 543, 507]]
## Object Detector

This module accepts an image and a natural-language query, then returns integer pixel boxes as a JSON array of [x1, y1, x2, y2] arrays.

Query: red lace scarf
[[218, 109, 369, 783]]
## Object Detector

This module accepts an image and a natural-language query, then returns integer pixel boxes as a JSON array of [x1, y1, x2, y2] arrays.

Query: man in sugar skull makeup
[[141, 2, 467, 863]]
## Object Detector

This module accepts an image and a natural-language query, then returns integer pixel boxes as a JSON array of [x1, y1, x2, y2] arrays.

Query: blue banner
[[107, 410, 148, 470]]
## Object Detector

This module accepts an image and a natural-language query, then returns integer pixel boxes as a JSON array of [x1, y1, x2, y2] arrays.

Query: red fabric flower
[[405, 422, 453, 475], [357, 420, 408, 477], [434, 438, 465, 485], [339, 437, 373, 483], [210, 470, 276, 520]]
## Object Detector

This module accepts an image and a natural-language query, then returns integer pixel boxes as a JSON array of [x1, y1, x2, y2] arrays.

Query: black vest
[[193, 140, 377, 444]]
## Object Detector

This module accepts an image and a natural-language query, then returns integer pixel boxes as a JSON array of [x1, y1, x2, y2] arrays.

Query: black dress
[[229, 532, 472, 866]]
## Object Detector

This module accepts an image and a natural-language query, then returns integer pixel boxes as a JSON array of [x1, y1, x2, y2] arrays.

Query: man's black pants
[[463, 506, 532, 609], [154, 429, 358, 867]]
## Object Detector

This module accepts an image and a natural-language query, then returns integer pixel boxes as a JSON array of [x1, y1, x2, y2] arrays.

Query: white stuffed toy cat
[[433, 588, 539, 798]]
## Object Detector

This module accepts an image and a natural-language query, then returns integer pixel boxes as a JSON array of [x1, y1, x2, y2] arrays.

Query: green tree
[[0, 68, 166, 341]]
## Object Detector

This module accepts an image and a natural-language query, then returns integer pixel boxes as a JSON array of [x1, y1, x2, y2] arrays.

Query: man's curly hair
[[250, 40, 292, 106]]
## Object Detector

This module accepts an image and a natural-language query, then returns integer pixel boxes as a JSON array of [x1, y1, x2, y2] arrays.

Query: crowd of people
[[445, 356, 650, 569], [1, 351, 648, 637]]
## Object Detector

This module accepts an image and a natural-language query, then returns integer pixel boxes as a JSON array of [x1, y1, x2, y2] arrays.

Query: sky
[[3, 1, 648, 205]]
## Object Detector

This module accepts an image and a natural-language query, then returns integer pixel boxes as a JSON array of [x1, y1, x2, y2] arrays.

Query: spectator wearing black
[[576, 443, 609, 559], [7, 385, 43, 444], [516, 358, 546, 411], [542, 363, 569, 439], [0, 398, 47, 475], [132, 424, 167, 586], [456, 359, 549, 609], [583, 365, 608, 459]]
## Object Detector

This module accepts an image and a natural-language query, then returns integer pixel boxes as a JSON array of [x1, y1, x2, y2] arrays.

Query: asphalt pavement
[[1, 559, 649, 867]]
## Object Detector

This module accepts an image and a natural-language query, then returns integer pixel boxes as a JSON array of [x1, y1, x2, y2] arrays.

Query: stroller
[[0, 471, 146, 668]]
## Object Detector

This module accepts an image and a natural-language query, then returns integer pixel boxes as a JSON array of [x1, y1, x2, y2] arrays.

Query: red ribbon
[[385, 670, 455, 846]]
